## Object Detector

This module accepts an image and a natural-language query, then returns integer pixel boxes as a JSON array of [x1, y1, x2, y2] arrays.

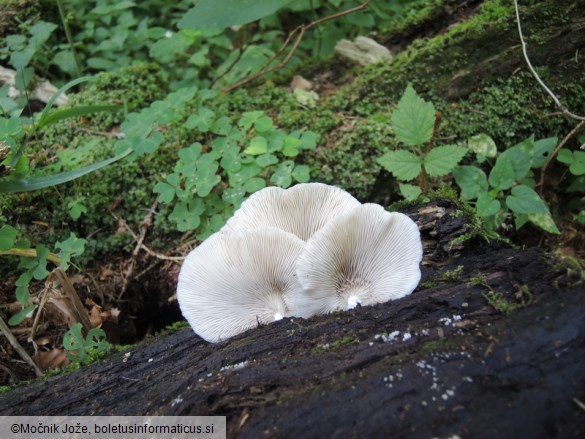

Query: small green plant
[[453, 134, 559, 233], [154, 92, 317, 237], [63, 323, 110, 365], [376, 84, 468, 200]]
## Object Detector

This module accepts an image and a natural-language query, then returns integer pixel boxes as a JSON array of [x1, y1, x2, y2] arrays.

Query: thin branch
[[222, 0, 372, 93], [513, 0, 584, 121], [0, 314, 43, 377], [537, 119, 585, 191]]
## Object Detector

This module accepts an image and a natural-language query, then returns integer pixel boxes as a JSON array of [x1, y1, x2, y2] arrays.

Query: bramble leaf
[[391, 84, 435, 146], [423, 145, 467, 177], [376, 150, 421, 181]]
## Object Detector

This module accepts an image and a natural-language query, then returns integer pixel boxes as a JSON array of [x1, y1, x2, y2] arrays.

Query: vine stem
[[56, 0, 83, 78], [513, 0, 584, 121]]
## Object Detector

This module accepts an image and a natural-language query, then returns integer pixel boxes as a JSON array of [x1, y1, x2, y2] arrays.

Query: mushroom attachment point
[[177, 227, 305, 343], [295, 204, 423, 316], [222, 183, 361, 241]]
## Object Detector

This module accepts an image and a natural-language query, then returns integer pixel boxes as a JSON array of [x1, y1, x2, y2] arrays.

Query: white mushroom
[[294, 203, 422, 316], [222, 183, 361, 241], [177, 227, 305, 343]]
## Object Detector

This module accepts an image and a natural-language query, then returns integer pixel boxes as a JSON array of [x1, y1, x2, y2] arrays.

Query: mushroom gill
[[294, 203, 423, 316]]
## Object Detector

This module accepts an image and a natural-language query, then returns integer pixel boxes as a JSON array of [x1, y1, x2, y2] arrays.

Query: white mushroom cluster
[[177, 183, 423, 343]]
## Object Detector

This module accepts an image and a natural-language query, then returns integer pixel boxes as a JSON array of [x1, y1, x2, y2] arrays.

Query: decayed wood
[[0, 201, 583, 438]]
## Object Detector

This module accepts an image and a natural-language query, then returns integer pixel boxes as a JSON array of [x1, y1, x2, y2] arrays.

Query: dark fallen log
[[1, 201, 584, 438]]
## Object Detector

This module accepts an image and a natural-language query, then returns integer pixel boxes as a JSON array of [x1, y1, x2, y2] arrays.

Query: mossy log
[[1, 201, 583, 438]]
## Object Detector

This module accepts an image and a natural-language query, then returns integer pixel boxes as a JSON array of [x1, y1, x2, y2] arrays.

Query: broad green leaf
[[532, 137, 557, 168], [281, 136, 301, 157], [423, 145, 467, 177], [211, 116, 232, 135], [291, 164, 310, 183], [56, 233, 87, 270], [186, 108, 216, 132], [256, 154, 278, 167], [0, 225, 18, 251], [476, 193, 500, 217], [376, 150, 421, 181], [505, 185, 549, 214], [238, 111, 264, 131], [271, 161, 294, 188], [298, 131, 318, 150], [8, 304, 37, 326], [452, 165, 489, 200], [254, 116, 273, 132], [244, 136, 268, 155], [391, 84, 435, 146], [468, 133, 497, 163], [489, 156, 515, 190], [33, 245, 50, 280], [398, 183, 421, 201], [15, 284, 30, 303], [179, 0, 294, 29], [244, 177, 266, 193], [499, 137, 534, 181], [0, 147, 131, 193], [170, 199, 205, 231], [223, 186, 246, 206], [557, 149, 585, 175], [527, 212, 559, 234]]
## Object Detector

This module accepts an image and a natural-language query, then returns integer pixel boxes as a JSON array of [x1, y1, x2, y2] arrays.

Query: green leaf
[[527, 212, 559, 234], [391, 84, 435, 146], [0, 149, 131, 193], [468, 133, 497, 163], [476, 193, 500, 217], [170, 199, 205, 232], [15, 284, 30, 304], [0, 225, 18, 251], [254, 116, 273, 132], [154, 182, 176, 204], [271, 161, 294, 188], [281, 136, 301, 157], [557, 149, 585, 175], [423, 145, 467, 177], [376, 150, 421, 181], [238, 111, 264, 131], [244, 136, 268, 155], [185, 107, 216, 132], [499, 137, 534, 181], [505, 185, 549, 214], [291, 165, 310, 183], [532, 137, 557, 168], [398, 183, 421, 201], [8, 305, 37, 326], [37, 105, 120, 130], [38, 76, 94, 126], [56, 233, 87, 271], [256, 154, 278, 167], [244, 177, 266, 193], [452, 166, 489, 200], [68, 198, 88, 220], [489, 156, 515, 190], [178, 0, 294, 29]]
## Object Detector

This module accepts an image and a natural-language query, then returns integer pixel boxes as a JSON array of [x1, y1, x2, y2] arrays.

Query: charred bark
[[1, 201, 583, 438]]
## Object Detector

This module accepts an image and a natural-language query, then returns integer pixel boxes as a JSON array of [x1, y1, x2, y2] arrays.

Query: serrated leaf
[[178, 0, 294, 29], [489, 156, 515, 190], [376, 150, 421, 181], [398, 183, 421, 201], [476, 193, 500, 217], [423, 145, 467, 177], [452, 166, 489, 200], [391, 84, 435, 146], [505, 185, 549, 214]]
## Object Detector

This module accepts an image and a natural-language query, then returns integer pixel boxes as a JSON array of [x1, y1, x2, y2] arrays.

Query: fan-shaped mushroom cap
[[294, 203, 422, 316], [177, 227, 305, 343], [222, 183, 361, 241]]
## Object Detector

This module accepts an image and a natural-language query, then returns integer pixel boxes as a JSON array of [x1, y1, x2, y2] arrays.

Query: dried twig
[[513, 0, 584, 121], [0, 314, 43, 377], [222, 0, 372, 93]]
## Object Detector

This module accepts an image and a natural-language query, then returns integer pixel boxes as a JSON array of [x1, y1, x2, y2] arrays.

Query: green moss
[[420, 265, 464, 288]]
